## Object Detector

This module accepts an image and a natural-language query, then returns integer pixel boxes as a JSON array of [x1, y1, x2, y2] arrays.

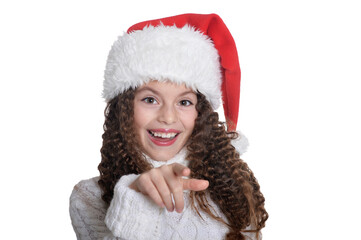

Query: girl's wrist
[[129, 180, 139, 191]]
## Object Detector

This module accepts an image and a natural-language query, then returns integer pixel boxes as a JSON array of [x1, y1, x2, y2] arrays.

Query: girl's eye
[[142, 97, 158, 104], [179, 100, 193, 106]]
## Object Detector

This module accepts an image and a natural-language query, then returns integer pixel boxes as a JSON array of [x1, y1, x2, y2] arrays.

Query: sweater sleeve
[[104, 174, 262, 240], [104, 174, 163, 240], [69, 177, 118, 240]]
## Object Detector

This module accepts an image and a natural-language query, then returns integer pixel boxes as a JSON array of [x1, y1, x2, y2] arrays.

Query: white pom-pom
[[231, 131, 249, 155]]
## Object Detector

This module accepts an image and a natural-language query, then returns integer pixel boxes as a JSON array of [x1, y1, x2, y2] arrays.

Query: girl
[[70, 13, 268, 240]]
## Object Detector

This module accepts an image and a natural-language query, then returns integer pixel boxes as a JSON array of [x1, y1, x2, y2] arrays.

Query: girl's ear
[[231, 132, 249, 156]]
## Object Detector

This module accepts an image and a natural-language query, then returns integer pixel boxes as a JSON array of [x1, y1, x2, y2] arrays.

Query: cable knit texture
[[69, 134, 255, 240]]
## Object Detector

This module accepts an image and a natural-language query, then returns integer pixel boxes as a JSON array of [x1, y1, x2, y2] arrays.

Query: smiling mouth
[[147, 130, 180, 146], [148, 130, 179, 139]]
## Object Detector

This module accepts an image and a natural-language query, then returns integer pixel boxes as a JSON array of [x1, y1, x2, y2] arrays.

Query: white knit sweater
[[69, 135, 256, 240]]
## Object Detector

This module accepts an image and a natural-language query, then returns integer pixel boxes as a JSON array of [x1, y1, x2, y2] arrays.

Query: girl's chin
[[144, 147, 182, 162]]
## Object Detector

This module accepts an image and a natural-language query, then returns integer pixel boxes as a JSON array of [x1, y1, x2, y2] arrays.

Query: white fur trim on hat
[[103, 24, 222, 109]]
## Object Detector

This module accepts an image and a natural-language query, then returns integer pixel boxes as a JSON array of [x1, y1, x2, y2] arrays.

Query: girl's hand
[[129, 163, 209, 213]]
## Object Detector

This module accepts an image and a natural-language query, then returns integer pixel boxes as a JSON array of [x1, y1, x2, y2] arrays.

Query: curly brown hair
[[98, 88, 152, 203], [98, 88, 268, 240], [187, 93, 268, 239]]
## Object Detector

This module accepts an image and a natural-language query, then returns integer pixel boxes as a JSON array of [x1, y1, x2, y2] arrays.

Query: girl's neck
[[144, 147, 188, 168]]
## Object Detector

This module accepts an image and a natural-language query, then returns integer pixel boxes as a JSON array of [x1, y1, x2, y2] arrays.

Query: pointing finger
[[183, 179, 209, 191]]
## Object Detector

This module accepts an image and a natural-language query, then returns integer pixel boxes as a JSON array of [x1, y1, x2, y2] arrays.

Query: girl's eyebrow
[[136, 86, 159, 95], [137, 86, 195, 96]]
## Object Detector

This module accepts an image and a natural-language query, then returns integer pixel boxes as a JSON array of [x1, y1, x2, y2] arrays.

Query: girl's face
[[133, 81, 198, 161]]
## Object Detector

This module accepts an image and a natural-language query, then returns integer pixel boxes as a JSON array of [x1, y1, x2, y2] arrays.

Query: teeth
[[150, 131, 178, 139]]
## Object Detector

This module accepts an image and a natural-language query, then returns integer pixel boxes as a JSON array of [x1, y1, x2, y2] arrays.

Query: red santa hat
[[103, 13, 241, 131]]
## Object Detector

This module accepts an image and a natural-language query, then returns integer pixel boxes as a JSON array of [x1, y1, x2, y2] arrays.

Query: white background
[[1, 0, 360, 239]]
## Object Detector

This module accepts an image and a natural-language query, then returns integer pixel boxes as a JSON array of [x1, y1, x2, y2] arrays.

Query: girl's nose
[[158, 104, 178, 124]]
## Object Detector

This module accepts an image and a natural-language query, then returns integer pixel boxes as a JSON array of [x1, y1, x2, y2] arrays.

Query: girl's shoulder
[[70, 176, 107, 213], [71, 177, 101, 197], [69, 177, 111, 239]]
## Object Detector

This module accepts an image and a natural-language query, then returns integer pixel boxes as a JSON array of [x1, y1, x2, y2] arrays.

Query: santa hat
[[103, 13, 241, 131]]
